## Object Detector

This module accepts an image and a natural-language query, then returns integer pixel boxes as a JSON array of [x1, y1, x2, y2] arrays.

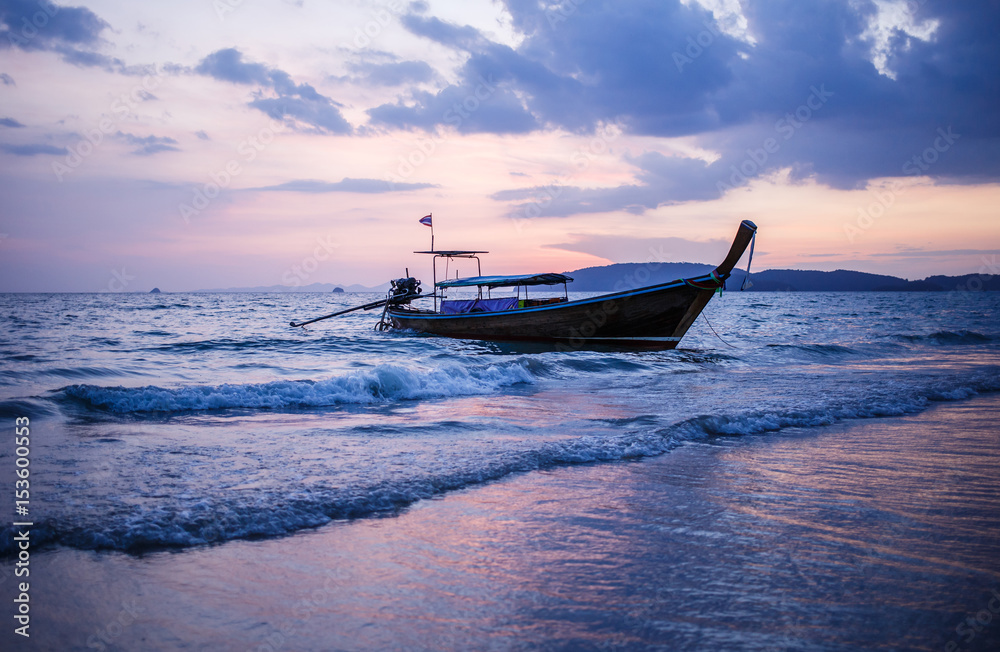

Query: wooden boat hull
[[389, 281, 714, 349], [387, 220, 756, 349]]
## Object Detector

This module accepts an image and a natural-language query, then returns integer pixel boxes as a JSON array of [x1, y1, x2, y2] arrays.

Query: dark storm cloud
[[196, 48, 352, 134], [374, 1, 744, 136], [371, 0, 1000, 213]]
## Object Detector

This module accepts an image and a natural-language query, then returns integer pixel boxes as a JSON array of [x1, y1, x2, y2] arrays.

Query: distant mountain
[[924, 274, 1000, 292], [747, 269, 998, 292], [562, 262, 716, 291], [746, 269, 932, 292], [558, 265, 997, 292]]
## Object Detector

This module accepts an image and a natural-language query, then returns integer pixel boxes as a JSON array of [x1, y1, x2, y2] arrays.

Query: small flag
[[419, 214, 432, 227]]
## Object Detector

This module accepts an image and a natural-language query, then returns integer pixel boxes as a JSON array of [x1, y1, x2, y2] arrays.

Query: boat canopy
[[436, 273, 573, 289], [413, 250, 488, 256]]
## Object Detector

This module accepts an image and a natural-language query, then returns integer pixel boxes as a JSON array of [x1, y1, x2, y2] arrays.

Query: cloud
[[0, 2, 161, 75], [196, 48, 352, 134], [0, 117, 24, 127], [371, 0, 1000, 198], [492, 151, 728, 218], [0, 72, 13, 85], [115, 131, 179, 156], [250, 178, 438, 193], [195, 47, 270, 85], [544, 234, 732, 264], [340, 60, 437, 87], [399, 13, 486, 50], [373, 3, 741, 135], [0, 0, 108, 50], [0, 142, 68, 156], [368, 74, 538, 134], [0, 0, 134, 71], [248, 97, 351, 135]]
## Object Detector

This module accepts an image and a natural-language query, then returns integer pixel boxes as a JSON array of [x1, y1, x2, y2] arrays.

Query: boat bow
[[716, 219, 758, 278]]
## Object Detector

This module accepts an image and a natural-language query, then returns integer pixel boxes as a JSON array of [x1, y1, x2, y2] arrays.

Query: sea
[[1, 289, 999, 650]]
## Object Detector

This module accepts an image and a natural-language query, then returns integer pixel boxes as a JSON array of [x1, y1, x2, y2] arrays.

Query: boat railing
[[413, 250, 486, 311]]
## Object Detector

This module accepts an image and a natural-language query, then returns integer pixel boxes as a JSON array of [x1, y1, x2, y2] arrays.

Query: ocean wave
[[56, 360, 540, 414], [7, 370, 999, 555], [764, 343, 859, 357], [893, 330, 993, 345], [127, 303, 194, 310], [41, 366, 149, 380], [0, 429, 687, 554], [0, 398, 57, 420], [146, 335, 355, 354]]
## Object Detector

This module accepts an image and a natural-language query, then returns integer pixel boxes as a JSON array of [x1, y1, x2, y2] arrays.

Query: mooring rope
[[700, 311, 738, 349]]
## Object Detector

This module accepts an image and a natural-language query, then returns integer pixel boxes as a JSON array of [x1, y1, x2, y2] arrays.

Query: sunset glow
[[1, 0, 998, 291]]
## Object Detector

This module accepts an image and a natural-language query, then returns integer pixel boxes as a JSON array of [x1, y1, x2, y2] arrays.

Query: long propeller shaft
[[289, 292, 432, 328]]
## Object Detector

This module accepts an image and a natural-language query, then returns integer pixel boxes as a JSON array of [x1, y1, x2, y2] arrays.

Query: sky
[[0, 0, 998, 291]]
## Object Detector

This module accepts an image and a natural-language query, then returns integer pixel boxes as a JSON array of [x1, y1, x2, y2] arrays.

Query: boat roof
[[413, 250, 488, 256], [436, 273, 573, 289]]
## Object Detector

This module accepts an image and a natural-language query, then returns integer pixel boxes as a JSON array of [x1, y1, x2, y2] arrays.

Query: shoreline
[[8, 393, 1000, 651]]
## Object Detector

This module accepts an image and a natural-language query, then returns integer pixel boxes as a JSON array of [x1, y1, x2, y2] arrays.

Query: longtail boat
[[291, 218, 757, 349], [386, 220, 756, 349], [290, 220, 757, 350]]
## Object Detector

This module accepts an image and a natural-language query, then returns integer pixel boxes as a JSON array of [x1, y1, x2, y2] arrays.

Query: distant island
[[332, 287, 345, 293], [741, 269, 999, 292], [193, 264, 999, 293], [149, 287, 162, 294], [560, 263, 998, 292]]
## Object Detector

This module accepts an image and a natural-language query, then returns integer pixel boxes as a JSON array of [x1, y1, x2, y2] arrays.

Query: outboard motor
[[375, 277, 423, 331], [389, 277, 422, 302]]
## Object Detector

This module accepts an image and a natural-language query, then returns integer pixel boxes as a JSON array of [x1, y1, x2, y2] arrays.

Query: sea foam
[[60, 360, 538, 413]]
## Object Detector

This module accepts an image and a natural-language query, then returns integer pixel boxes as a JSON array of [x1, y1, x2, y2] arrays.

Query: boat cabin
[[414, 250, 572, 315]]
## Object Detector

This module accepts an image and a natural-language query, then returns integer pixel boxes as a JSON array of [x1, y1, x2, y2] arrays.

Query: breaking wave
[[6, 368, 998, 555], [57, 360, 541, 414]]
